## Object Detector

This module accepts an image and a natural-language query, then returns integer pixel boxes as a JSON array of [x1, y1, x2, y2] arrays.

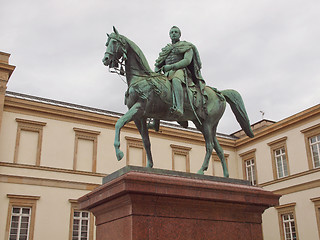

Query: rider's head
[[169, 26, 181, 43]]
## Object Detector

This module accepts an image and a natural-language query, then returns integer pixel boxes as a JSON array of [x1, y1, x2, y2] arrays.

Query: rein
[[108, 35, 165, 79], [106, 34, 170, 92], [111, 63, 164, 78]]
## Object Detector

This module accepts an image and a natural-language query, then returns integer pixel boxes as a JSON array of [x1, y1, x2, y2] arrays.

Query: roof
[[5, 91, 237, 140], [232, 119, 276, 138]]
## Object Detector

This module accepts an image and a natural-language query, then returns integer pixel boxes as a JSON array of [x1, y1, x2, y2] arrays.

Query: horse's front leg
[[134, 118, 153, 168], [114, 102, 143, 161]]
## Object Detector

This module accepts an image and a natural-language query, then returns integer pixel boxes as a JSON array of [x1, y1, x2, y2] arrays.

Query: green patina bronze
[[102, 26, 254, 177]]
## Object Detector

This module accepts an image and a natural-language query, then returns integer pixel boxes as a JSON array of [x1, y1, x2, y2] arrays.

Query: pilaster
[[0, 51, 15, 133]]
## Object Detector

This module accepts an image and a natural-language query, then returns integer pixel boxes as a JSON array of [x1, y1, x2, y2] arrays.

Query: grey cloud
[[1, 0, 319, 134]]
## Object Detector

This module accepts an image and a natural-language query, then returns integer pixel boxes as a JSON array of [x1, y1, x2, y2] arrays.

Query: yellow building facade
[[0, 51, 319, 240]]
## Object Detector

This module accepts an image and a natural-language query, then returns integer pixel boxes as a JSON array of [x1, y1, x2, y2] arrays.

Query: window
[[268, 137, 290, 179], [309, 135, 320, 168], [239, 149, 257, 185], [311, 197, 320, 238], [69, 200, 94, 240], [275, 147, 289, 178], [301, 124, 320, 169], [282, 213, 297, 240], [14, 118, 46, 166], [72, 211, 90, 240], [9, 207, 31, 240], [276, 203, 299, 240], [245, 159, 256, 185], [73, 128, 100, 172], [5, 195, 40, 240], [170, 144, 191, 173]]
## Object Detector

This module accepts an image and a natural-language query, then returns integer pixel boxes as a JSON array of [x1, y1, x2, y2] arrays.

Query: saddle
[[149, 74, 208, 120], [183, 82, 207, 120]]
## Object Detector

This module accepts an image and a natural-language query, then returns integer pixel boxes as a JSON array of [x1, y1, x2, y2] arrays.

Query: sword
[[185, 79, 202, 126]]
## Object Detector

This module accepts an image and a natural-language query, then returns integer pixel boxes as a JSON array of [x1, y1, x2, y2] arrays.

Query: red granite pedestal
[[78, 166, 280, 240]]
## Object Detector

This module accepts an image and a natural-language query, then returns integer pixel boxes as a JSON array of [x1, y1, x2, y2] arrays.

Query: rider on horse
[[103, 26, 254, 176], [151, 26, 208, 130]]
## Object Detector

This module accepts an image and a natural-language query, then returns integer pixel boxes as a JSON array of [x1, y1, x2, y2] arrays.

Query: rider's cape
[[155, 41, 209, 117], [155, 41, 206, 87]]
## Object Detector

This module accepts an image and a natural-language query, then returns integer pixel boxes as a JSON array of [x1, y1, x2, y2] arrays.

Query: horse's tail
[[221, 89, 254, 138]]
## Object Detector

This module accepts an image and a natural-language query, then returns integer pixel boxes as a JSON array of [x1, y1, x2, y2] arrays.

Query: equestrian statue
[[102, 26, 254, 177]]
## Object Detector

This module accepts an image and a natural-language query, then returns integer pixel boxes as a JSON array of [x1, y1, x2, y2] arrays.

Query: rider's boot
[[171, 78, 184, 118]]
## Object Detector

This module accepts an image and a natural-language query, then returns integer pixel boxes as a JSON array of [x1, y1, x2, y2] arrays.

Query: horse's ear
[[106, 33, 110, 37], [113, 26, 119, 36]]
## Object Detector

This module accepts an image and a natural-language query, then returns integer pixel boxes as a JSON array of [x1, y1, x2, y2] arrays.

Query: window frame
[[5, 194, 40, 240], [73, 128, 100, 173], [69, 199, 94, 240], [9, 206, 32, 240], [125, 136, 146, 167], [311, 197, 320, 239], [170, 144, 191, 173], [14, 118, 47, 166], [268, 137, 290, 179], [239, 149, 257, 185], [276, 203, 299, 240], [301, 124, 320, 170]]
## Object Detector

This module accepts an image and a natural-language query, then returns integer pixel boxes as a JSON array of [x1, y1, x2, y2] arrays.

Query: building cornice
[[0, 63, 16, 79], [259, 167, 320, 188], [4, 91, 236, 148], [235, 104, 320, 148], [272, 178, 320, 195], [0, 161, 106, 177], [0, 174, 99, 191]]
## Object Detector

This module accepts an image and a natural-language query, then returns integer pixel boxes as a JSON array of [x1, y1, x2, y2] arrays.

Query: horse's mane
[[121, 35, 154, 76]]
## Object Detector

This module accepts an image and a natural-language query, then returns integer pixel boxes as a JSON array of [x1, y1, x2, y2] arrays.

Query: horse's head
[[102, 27, 127, 71]]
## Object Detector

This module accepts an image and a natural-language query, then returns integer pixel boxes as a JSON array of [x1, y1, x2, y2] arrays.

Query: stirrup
[[147, 119, 160, 132]]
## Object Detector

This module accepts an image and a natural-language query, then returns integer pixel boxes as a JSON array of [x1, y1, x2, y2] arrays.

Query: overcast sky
[[1, 0, 319, 134]]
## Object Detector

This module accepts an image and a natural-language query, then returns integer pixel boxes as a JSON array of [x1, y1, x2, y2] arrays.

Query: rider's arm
[[155, 59, 165, 73], [164, 48, 193, 72]]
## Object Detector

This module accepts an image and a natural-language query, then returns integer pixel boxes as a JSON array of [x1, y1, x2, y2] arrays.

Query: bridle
[[105, 35, 128, 76], [104, 34, 165, 79]]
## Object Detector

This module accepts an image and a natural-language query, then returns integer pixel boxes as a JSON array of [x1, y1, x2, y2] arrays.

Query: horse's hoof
[[224, 172, 230, 178], [116, 151, 124, 161], [197, 169, 204, 175], [146, 161, 153, 168]]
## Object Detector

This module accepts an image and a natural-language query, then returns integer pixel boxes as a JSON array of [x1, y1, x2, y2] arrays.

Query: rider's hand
[[154, 66, 161, 73], [163, 65, 173, 72]]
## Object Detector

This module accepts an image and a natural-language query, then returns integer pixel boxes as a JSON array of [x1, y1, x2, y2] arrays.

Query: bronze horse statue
[[102, 27, 254, 177]]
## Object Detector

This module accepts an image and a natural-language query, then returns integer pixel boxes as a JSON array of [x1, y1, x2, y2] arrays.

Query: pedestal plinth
[[78, 166, 280, 240]]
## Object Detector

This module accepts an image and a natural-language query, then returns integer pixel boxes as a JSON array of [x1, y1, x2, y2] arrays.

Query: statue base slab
[[78, 166, 280, 240]]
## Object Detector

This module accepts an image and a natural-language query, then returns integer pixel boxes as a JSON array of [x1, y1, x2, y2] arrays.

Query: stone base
[[78, 166, 280, 240]]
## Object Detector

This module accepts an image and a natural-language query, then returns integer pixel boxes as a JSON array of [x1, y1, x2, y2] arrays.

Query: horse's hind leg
[[213, 132, 229, 178], [114, 102, 143, 161], [197, 122, 214, 175], [134, 118, 153, 168]]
